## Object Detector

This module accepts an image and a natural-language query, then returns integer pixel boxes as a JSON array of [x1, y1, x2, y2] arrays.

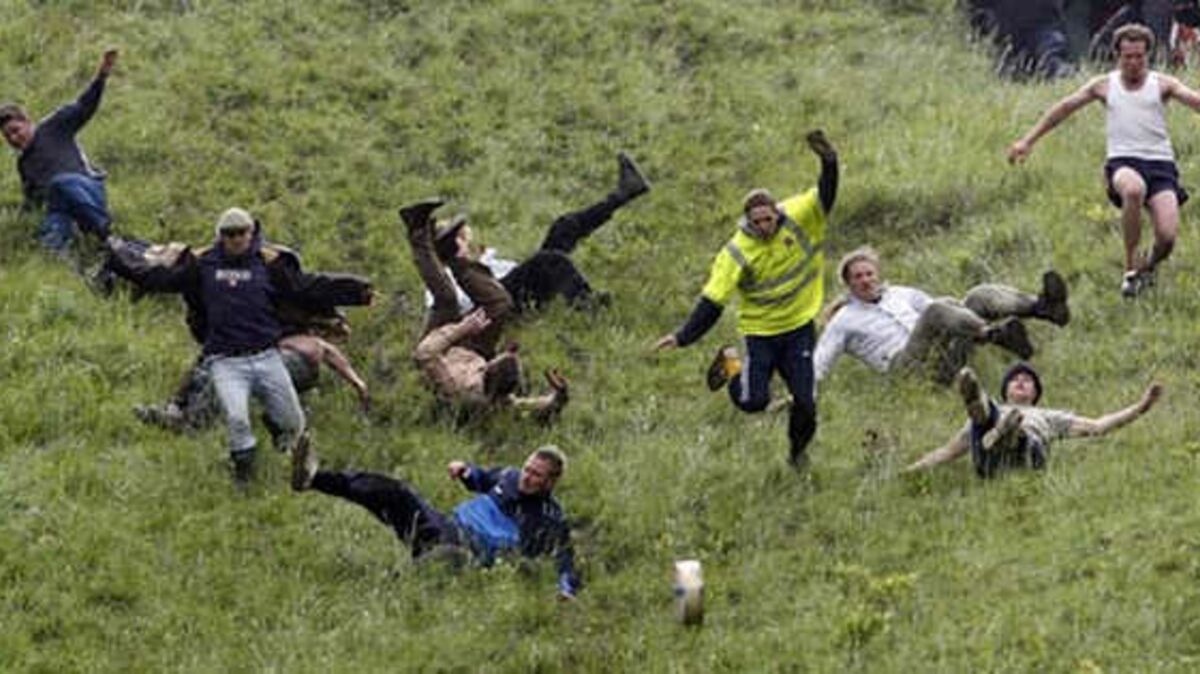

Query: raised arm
[[902, 427, 970, 473], [805, 130, 838, 213], [50, 49, 119, 135], [1067, 383, 1163, 438], [1008, 76, 1106, 164]]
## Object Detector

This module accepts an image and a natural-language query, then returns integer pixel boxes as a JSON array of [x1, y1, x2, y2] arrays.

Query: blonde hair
[[532, 445, 567, 478], [837, 246, 881, 285]]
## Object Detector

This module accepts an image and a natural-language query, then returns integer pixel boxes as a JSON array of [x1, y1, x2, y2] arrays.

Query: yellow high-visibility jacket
[[700, 189, 826, 336]]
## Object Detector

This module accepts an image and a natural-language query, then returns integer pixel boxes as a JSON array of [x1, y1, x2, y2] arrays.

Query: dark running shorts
[[1104, 157, 1189, 209]]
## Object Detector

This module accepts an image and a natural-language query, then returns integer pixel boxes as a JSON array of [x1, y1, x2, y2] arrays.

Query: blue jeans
[[37, 173, 110, 252], [727, 322, 818, 463], [209, 349, 305, 461]]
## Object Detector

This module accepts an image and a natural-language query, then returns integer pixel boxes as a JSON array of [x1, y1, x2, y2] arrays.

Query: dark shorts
[[1104, 157, 1189, 209]]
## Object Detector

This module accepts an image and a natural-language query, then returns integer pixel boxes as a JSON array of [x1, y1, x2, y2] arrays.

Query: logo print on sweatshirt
[[215, 268, 253, 288]]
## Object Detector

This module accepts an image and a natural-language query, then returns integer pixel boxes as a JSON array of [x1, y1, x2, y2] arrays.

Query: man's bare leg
[[1145, 189, 1179, 274], [1112, 167, 1148, 273]]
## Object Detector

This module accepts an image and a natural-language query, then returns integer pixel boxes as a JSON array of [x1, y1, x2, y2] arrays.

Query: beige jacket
[[413, 321, 490, 407]]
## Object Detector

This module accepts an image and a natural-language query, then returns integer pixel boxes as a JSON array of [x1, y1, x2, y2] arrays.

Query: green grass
[[2, 0, 1200, 671]]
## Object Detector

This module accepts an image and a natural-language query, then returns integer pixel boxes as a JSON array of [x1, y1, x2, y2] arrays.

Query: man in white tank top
[[1007, 23, 1200, 298]]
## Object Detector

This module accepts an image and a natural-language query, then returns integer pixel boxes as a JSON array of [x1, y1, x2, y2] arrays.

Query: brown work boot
[[986, 317, 1034, 360], [956, 367, 990, 426], [615, 152, 650, 202], [399, 198, 446, 233], [290, 429, 318, 492], [1034, 270, 1070, 326], [981, 408, 1024, 454], [706, 345, 741, 392]]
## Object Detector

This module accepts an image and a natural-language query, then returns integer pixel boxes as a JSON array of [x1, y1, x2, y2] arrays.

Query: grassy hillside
[[3, 0, 1200, 671]]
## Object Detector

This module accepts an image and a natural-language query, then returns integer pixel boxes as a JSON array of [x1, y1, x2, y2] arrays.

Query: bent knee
[[733, 395, 770, 413]]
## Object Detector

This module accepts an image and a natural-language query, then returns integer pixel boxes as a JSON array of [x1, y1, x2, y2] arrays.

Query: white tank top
[[1105, 71, 1174, 161]]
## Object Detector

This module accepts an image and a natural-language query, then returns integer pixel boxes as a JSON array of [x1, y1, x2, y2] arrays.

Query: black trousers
[[727, 322, 818, 463], [311, 470, 459, 557], [500, 193, 622, 309]]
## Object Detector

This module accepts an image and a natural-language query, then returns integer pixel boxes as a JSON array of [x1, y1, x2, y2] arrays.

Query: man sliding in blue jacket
[[291, 440, 581, 599]]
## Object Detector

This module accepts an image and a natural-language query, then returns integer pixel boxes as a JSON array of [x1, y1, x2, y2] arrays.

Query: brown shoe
[[955, 367, 990, 426], [290, 430, 317, 492], [615, 152, 650, 202], [1035, 270, 1070, 326], [399, 198, 446, 233], [706, 345, 739, 392], [987, 317, 1034, 360], [981, 408, 1023, 453]]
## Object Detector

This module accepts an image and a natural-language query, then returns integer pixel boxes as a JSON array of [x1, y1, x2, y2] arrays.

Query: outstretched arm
[[1008, 76, 1106, 164], [902, 427, 970, 473], [656, 297, 723, 350], [1161, 75, 1200, 113], [316, 338, 370, 412], [1067, 383, 1163, 438], [105, 237, 194, 293]]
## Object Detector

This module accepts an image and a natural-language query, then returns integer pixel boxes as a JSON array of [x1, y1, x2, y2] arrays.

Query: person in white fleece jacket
[[813, 247, 1070, 385]]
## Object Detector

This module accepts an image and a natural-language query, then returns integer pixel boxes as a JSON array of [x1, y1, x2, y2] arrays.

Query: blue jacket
[[453, 465, 580, 596]]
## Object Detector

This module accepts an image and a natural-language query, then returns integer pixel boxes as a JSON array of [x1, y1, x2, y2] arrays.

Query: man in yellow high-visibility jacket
[[655, 130, 838, 468]]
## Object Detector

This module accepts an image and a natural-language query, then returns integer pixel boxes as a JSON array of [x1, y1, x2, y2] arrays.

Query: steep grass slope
[[2, 1, 1199, 671]]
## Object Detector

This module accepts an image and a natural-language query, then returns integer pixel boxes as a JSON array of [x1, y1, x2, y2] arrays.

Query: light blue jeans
[[209, 348, 305, 461]]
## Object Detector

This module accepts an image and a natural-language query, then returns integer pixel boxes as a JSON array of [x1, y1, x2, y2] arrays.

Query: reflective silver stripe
[[724, 242, 755, 287], [741, 243, 825, 294], [781, 218, 814, 258], [743, 268, 820, 307]]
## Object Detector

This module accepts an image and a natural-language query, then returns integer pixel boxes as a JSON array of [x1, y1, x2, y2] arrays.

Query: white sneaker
[[1120, 270, 1140, 299]]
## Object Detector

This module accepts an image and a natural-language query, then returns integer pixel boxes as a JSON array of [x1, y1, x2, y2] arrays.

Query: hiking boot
[[1034, 269, 1070, 326], [133, 403, 186, 431], [399, 198, 446, 233], [987, 317, 1034, 359], [981, 408, 1023, 453], [615, 152, 650, 202], [705, 345, 740, 392], [956, 367, 990, 426], [805, 129, 837, 162], [85, 261, 116, 297], [231, 450, 257, 486], [290, 429, 317, 492]]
